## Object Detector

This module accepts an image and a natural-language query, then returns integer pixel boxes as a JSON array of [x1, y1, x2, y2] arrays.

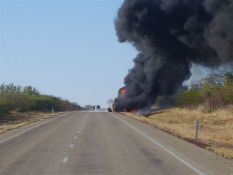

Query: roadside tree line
[[155, 73, 233, 113], [0, 84, 81, 116]]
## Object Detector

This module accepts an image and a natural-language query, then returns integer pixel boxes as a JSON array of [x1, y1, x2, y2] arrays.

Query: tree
[[0, 83, 81, 113], [0, 98, 9, 116], [224, 72, 233, 86], [175, 89, 203, 107], [202, 74, 224, 87], [23, 86, 40, 96], [200, 74, 224, 112]]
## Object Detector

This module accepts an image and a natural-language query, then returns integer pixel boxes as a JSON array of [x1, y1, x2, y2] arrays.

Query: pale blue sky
[[0, 0, 137, 107]]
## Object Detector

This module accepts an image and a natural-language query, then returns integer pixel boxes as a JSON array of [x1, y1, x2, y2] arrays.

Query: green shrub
[[175, 73, 233, 111], [0, 84, 81, 113], [175, 89, 203, 107], [0, 98, 10, 116]]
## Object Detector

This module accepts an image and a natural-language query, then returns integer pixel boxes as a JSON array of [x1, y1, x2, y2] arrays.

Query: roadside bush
[[174, 73, 233, 112], [0, 98, 10, 116], [222, 84, 233, 104], [175, 89, 203, 107], [0, 84, 81, 113]]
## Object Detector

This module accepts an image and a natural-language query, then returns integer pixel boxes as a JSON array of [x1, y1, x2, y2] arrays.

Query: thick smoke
[[115, 0, 233, 110]]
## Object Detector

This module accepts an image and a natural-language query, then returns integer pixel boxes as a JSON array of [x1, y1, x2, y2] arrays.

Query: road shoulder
[[112, 112, 233, 175], [0, 112, 66, 144]]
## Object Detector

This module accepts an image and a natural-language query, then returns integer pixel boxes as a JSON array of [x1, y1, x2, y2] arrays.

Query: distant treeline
[[155, 72, 233, 113], [0, 84, 81, 116]]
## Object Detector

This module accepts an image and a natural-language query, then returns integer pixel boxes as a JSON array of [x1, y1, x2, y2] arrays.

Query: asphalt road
[[0, 112, 232, 175]]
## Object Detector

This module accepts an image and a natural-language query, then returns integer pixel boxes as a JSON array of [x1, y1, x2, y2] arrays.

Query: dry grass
[[0, 111, 63, 134], [123, 106, 233, 160]]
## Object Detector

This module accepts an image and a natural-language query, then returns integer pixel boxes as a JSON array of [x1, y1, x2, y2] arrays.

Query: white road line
[[70, 144, 74, 148], [63, 157, 68, 163], [0, 118, 57, 144], [110, 113, 206, 175], [77, 131, 80, 134], [74, 136, 78, 139]]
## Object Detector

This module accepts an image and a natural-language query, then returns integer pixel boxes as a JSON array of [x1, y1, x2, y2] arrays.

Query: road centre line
[[63, 157, 68, 163], [110, 113, 206, 175]]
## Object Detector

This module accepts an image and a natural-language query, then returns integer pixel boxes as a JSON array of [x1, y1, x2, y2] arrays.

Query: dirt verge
[[0, 111, 64, 134], [121, 107, 233, 160]]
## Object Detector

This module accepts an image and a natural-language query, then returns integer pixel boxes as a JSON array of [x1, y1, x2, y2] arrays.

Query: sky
[[0, 0, 137, 107]]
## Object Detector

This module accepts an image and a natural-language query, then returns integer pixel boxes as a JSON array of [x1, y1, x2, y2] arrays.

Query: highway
[[0, 112, 232, 175]]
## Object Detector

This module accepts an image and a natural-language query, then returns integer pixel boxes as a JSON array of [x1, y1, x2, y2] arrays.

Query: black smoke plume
[[115, 0, 233, 111]]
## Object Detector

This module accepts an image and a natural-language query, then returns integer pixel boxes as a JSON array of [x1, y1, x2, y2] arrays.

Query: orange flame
[[118, 87, 127, 97]]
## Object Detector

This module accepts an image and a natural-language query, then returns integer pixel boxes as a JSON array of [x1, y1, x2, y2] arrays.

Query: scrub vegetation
[[0, 83, 81, 116], [175, 73, 233, 112], [154, 72, 233, 113]]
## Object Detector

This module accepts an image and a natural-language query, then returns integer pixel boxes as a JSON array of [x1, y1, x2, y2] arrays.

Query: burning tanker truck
[[114, 0, 233, 115], [114, 87, 152, 115], [114, 87, 127, 112]]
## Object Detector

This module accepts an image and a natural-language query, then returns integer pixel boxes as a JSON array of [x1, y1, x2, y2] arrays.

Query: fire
[[116, 87, 151, 115], [129, 108, 139, 113], [118, 87, 127, 97], [130, 108, 150, 116]]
